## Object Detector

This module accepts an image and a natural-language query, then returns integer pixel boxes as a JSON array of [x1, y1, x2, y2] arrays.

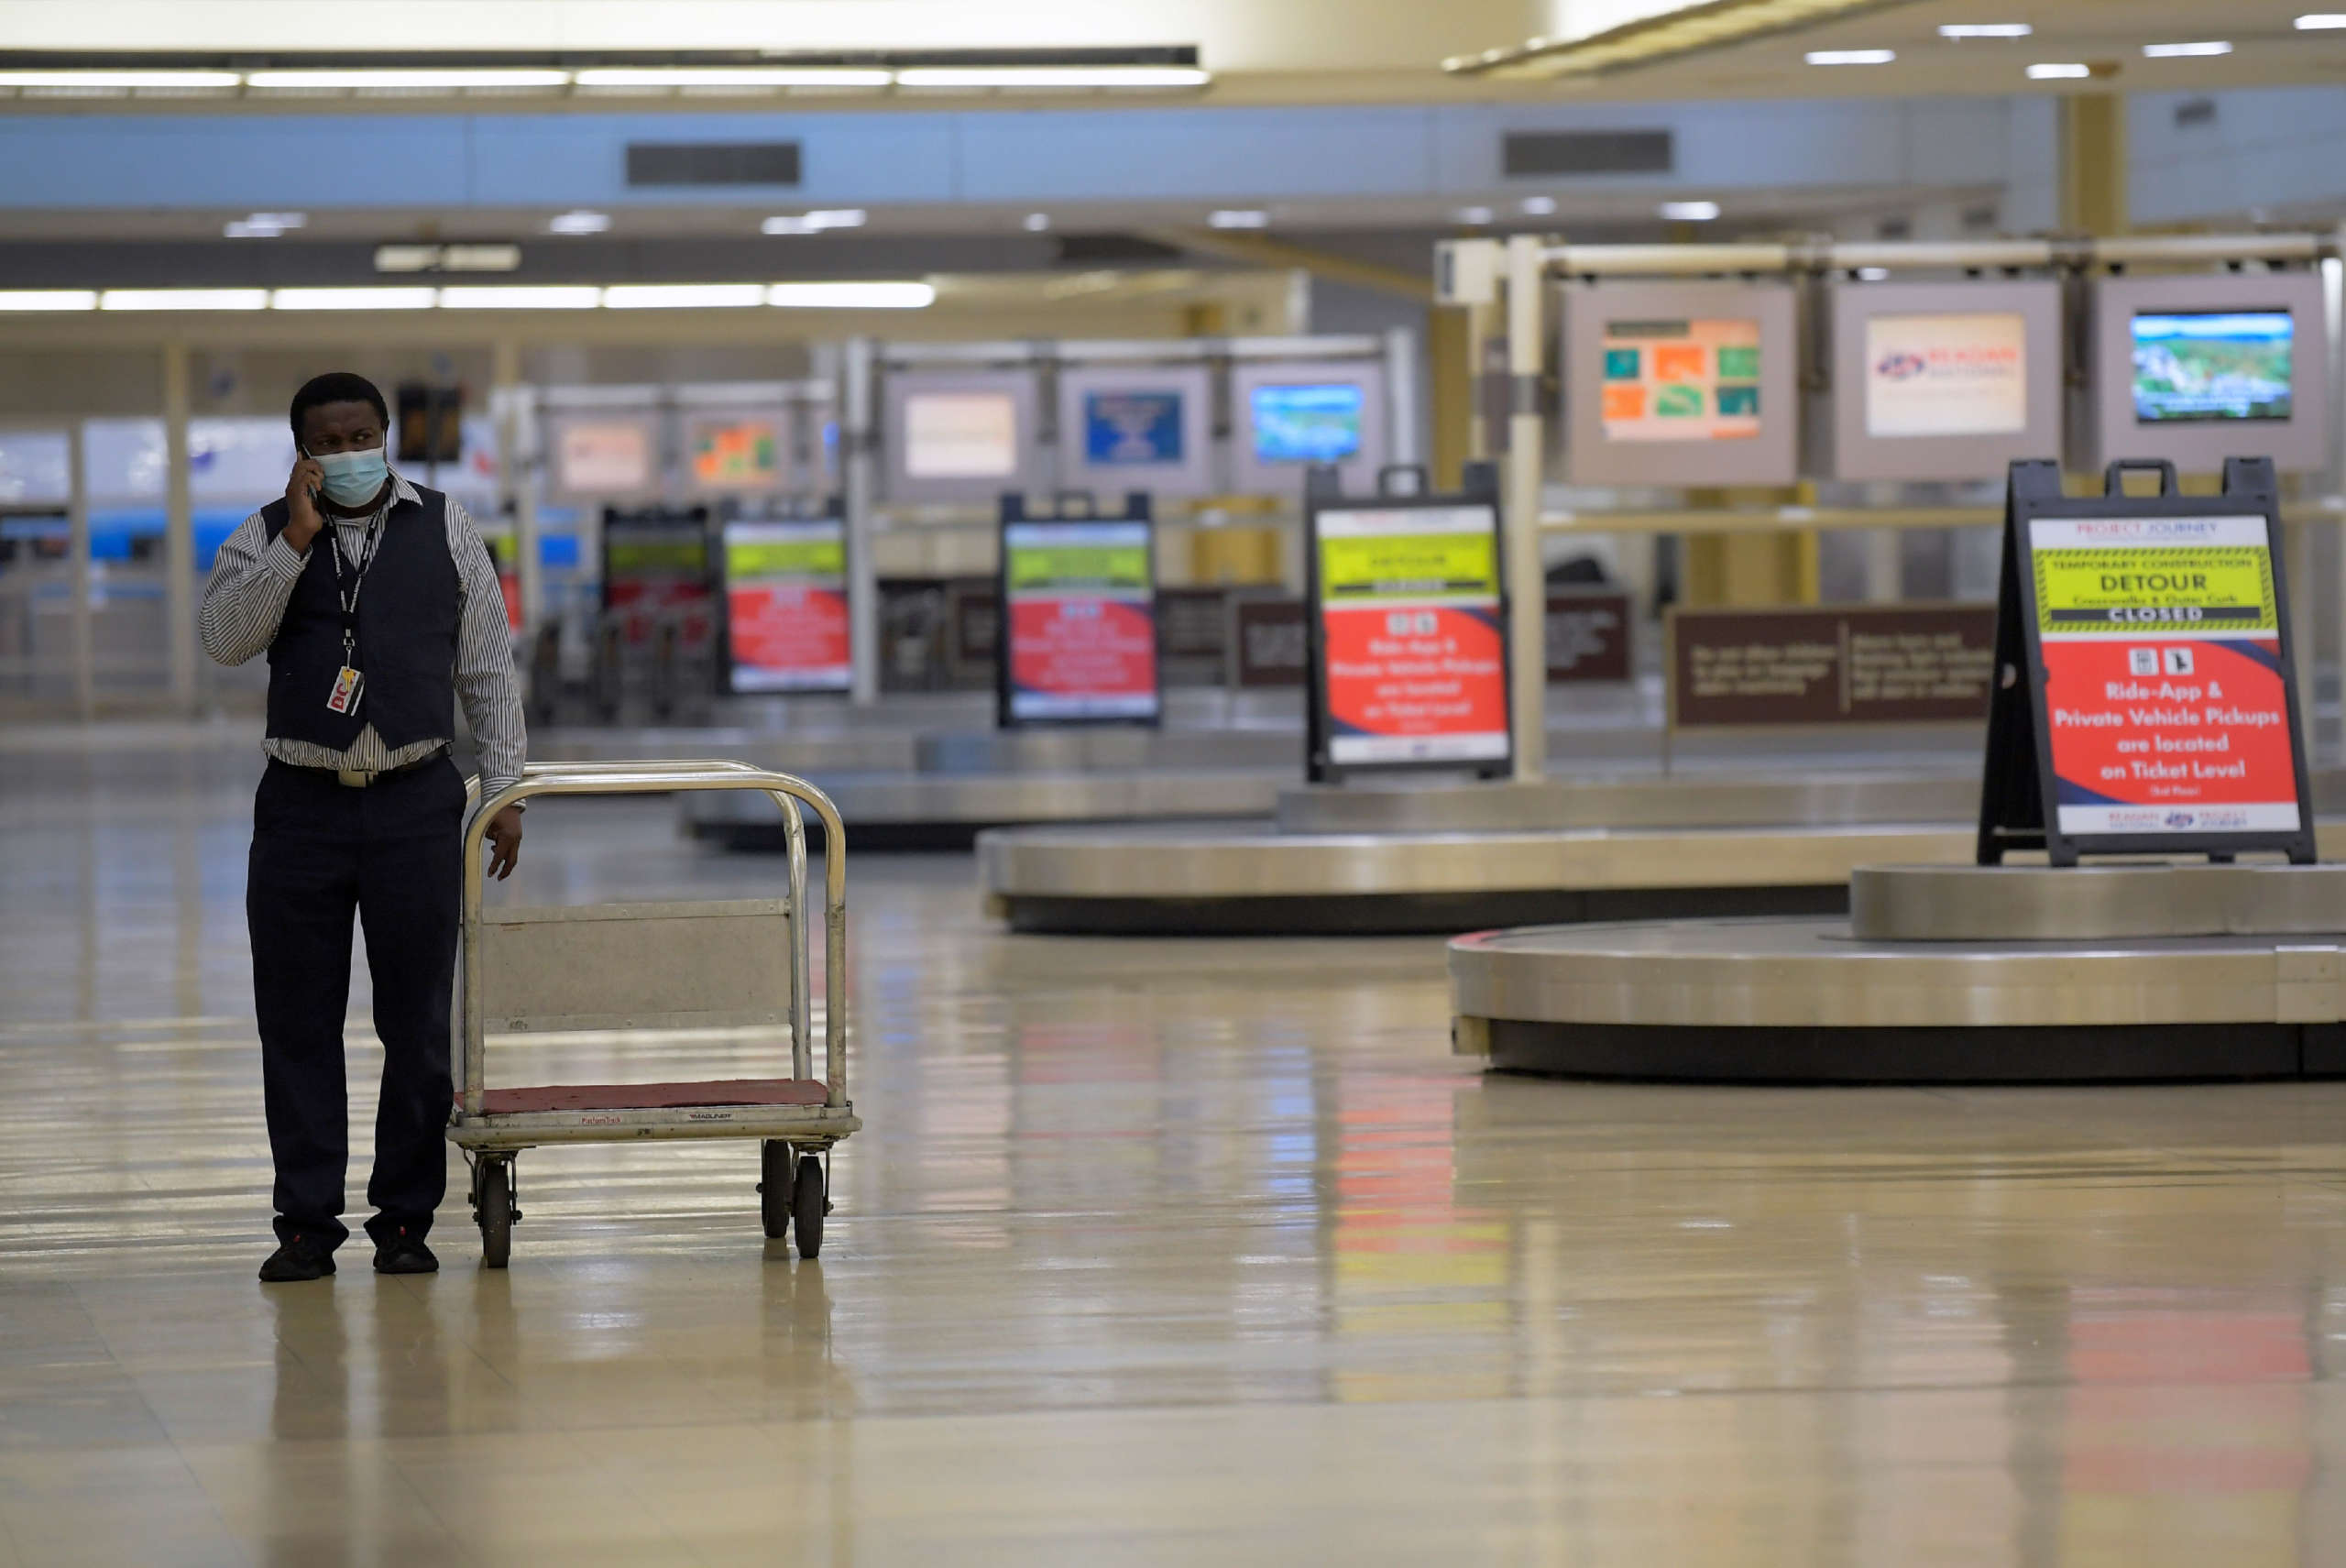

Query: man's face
[[299, 400, 385, 456]]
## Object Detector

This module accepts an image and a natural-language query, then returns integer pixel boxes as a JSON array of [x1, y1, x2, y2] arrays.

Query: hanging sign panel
[[1310, 495, 1510, 775], [720, 519, 850, 694], [998, 517, 1160, 725], [1978, 457, 2314, 865]]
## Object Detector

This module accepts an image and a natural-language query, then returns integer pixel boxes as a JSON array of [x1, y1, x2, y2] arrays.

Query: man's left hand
[[485, 806, 524, 881]]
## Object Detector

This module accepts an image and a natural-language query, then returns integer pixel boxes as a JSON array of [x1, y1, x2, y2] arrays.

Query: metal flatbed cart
[[449, 759, 857, 1266]]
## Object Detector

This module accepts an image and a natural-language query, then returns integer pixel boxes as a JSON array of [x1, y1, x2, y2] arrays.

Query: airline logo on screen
[[1318, 505, 1508, 766], [1863, 312, 2028, 439], [2029, 514, 2299, 836]]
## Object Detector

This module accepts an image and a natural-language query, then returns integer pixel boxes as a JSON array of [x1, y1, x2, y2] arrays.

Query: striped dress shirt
[[198, 471, 527, 797]]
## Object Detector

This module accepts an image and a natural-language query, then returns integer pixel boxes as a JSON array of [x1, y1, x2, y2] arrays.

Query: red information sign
[[722, 521, 850, 694], [1001, 520, 1159, 722], [1315, 503, 1509, 768], [2031, 514, 2300, 835]]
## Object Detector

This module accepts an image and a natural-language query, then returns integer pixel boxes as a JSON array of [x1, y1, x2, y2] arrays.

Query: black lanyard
[[325, 507, 387, 664]]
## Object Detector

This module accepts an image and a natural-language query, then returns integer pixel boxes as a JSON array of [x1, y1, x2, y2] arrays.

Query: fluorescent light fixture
[[438, 286, 602, 310], [2027, 61, 2092, 79], [573, 66, 891, 88], [600, 283, 768, 309], [1208, 209, 1269, 229], [1660, 200, 1721, 221], [2296, 14, 2346, 28], [1940, 23, 2032, 38], [0, 291, 97, 311], [1449, 0, 1920, 78], [247, 69, 569, 90], [374, 246, 442, 272], [0, 70, 240, 89], [271, 288, 437, 312], [765, 281, 936, 309], [225, 212, 305, 238], [761, 209, 867, 236], [100, 290, 269, 312], [2143, 40, 2231, 57], [1855, 266, 1891, 281], [548, 210, 611, 236], [442, 245, 521, 271], [1023, 213, 1052, 232], [1521, 195, 1559, 215], [893, 65, 1208, 89], [1806, 49, 1895, 65], [1455, 206, 1495, 225]]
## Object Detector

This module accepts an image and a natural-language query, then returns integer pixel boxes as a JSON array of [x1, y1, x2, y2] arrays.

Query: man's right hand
[[283, 457, 325, 553]]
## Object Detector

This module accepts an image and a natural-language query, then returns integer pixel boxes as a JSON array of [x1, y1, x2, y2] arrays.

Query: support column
[[161, 341, 194, 712], [1503, 235, 1547, 782], [2059, 93, 2127, 237], [843, 336, 880, 707], [491, 339, 543, 630], [1428, 306, 1474, 488], [67, 420, 92, 720], [1382, 324, 1420, 470]]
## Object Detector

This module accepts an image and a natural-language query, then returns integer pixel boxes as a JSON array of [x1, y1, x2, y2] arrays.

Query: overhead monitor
[[1056, 364, 1214, 497], [2090, 270, 2330, 474], [1228, 360, 1388, 497], [687, 414, 787, 494], [1827, 279, 2063, 482], [882, 370, 1040, 504], [1563, 280, 1800, 487], [551, 415, 658, 499]]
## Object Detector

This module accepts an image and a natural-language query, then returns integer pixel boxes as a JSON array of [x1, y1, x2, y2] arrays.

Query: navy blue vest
[[260, 486, 458, 752]]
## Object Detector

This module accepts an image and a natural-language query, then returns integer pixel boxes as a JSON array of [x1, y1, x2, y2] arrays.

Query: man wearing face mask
[[202, 371, 527, 1283]]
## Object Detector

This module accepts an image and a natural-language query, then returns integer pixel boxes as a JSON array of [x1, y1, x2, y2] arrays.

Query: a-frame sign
[[1978, 456, 2315, 866]]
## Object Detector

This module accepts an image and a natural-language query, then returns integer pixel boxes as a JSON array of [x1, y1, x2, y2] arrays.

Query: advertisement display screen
[[2029, 513, 2300, 837], [557, 422, 654, 495], [2132, 312, 2294, 423], [1599, 317, 1761, 442], [904, 390, 1020, 478], [1250, 383, 1364, 463], [1864, 313, 2030, 438], [691, 420, 783, 491], [1002, 520, 1159, 722], [722, 520, 850, 693], [1316, 505, 1508, 766], [1083, 391, 1184, 466], [601, 513, 712, 642]]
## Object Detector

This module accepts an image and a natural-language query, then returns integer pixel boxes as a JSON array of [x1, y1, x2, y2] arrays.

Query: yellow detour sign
[[2029, 516, 2276, 635]]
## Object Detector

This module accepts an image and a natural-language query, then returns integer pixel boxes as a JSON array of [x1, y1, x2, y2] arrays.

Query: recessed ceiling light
[[437, 286, 602, 310], [1208, 209, 1270, 229], [1023, 213, 1051, 232], [765, 281, 936, 309], [2296, 14, 2346, 28], [1521, 195, 1558, 216], [99, 290, 269, 312], [1855, 267, 1891, 281], [1660, 201, 1721, 222], [1455, 206, 1495, 225], [893, 66, 1208, 89], [225, 212, 305, 239], [1806, 49, 1895, 65], [2027, 61, 2093, 79], [548, 210, 611, 236], [271, 288, 437, 312], [247, 69, 569, 91], [0, 291, 98, 312], [761, 209, 867, 236], [600, 283, 768, 310], [2143, 40, 2231, 57], [0, 70, 239, 89], [573, 67, 891, 89], [1939, 23, 2032, 39]]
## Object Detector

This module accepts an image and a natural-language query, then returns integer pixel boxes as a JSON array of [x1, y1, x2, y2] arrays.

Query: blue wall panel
[[0, 116, 474, 207], [954, 106, 1437, 201], [468, 112, 960, 206]]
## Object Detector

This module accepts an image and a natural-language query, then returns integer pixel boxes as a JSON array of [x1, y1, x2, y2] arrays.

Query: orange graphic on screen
[[1652, 344, 1708, 382], [1602, 385, 1648, 422], [1600, 316, 1762, 443]]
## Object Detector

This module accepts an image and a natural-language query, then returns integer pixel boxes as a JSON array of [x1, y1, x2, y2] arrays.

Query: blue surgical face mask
[[312, 445, 389, 507]]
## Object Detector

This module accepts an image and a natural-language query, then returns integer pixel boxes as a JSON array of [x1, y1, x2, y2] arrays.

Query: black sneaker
[[258, 1235, 336, 1283], [372, 1230, 439, 1275]]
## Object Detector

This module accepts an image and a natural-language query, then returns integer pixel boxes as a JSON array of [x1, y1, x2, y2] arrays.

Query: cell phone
[[296, 444, 321, 504]]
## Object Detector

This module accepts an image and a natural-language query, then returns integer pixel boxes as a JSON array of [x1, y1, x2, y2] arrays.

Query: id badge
[[326, 665, 364, 717]]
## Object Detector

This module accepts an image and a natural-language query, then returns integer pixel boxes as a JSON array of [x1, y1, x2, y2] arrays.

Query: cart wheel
[[477, 1158, 513, 1269], [792, 1153, 825, 1259], [758, 1140, 793, 1239]]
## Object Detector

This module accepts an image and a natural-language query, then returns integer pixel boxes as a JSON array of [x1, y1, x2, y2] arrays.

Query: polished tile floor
[[9, 730, 2346, 1564]]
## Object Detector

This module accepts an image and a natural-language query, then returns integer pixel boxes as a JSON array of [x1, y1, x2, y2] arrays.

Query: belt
[[306, 747, 449, 789]]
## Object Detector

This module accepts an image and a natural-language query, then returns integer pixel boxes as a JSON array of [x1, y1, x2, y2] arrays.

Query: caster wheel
[[759, 1140, 793, 1239], [792, 1153, 825, 1259], [476, 1158, 513, 1270]]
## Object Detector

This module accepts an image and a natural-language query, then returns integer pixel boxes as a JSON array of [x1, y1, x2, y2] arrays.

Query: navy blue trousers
[[246, 755, 463, 1249]]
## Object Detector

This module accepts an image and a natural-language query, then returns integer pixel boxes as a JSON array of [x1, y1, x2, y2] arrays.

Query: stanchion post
[[1503, 234, 1547, 782]]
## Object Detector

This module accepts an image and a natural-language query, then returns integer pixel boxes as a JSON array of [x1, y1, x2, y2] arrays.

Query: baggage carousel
[[1451, 859, 2346, 1083]]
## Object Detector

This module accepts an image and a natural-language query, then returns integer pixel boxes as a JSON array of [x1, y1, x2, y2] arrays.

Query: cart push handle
[[455, 759, 847, 1119]]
